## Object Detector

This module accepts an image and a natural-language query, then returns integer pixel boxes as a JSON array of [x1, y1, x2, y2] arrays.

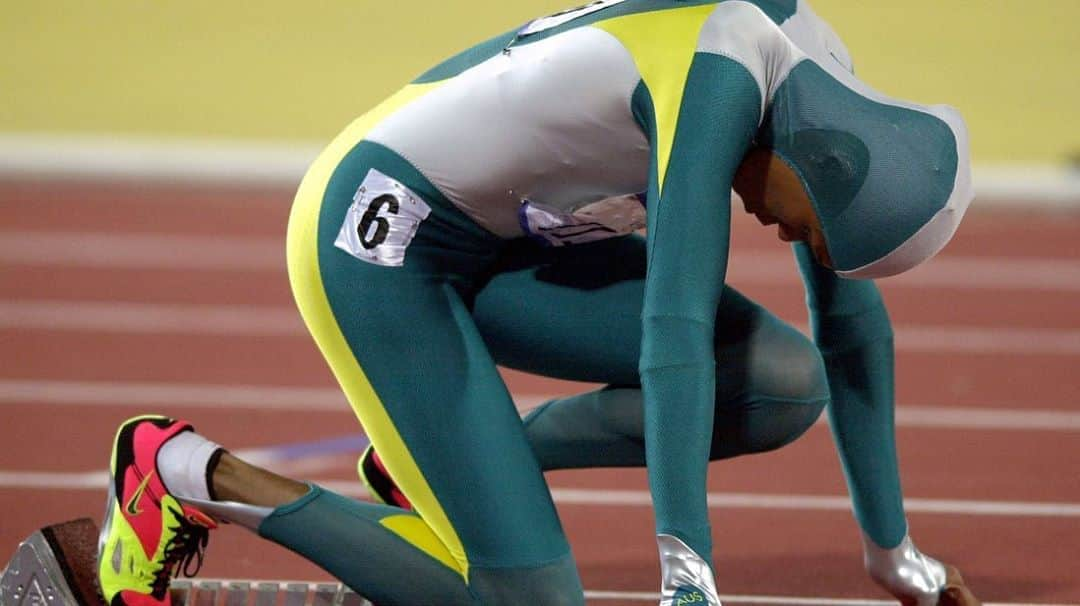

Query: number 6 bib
[[334, 168, 432, 267]]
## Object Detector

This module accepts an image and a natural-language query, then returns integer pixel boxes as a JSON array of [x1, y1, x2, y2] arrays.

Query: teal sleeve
[[793, 242, 907, 548], [636, 54, 761, 561]]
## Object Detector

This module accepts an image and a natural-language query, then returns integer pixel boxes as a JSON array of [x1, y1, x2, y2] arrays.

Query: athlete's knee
[[743, 396, 827, 455], [467, 556, 584, 605], [712, 310, 829, 458], [742, 311, 829, 406]]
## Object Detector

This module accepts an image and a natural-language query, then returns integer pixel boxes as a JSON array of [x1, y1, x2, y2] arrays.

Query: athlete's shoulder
[[405, 0, 815, 87], [408, 1, 727, 85]]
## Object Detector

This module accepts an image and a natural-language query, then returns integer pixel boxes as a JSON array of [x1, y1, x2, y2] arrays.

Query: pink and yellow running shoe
[[358, 445, 412, 510], [97, 415, 217, 606]]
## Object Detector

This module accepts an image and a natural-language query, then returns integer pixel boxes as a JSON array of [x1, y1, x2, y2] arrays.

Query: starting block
[[1, 520, 371, 606], [1, 519, 103, 606]]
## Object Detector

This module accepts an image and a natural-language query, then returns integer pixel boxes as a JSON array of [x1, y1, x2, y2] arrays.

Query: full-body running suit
[[269, 1, 973, 604]]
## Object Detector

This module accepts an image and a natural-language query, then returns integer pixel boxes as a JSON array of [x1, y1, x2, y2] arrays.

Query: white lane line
[[4, 471, 1080, 518], [2, 134, 1079, 206], [0, 471, 108, 490], [895, 325, 1080, 355], [727, 252, 1080, 293], [0, 444, 302, 490], [0, 233, 283, 271], [0, 135, 321, 186], [893, 405, 1080, 431], [541, 488, 1080, 518], [0, 379, 348, 410], [4, 231, 1080, 292], [0, 301, 303, 335], [2, 380, 1080, 432], [584, 589, 1078, 606], [4, 299, 1080, 355], [175, 581, 1080, 606], [174, 580, 1079, 606]]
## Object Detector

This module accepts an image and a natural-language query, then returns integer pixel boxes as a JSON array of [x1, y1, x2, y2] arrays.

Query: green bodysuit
[[270, 1, 972, 604]]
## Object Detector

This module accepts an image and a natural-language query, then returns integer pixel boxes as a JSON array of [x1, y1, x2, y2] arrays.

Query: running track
[[1, 178, 1078, 604]]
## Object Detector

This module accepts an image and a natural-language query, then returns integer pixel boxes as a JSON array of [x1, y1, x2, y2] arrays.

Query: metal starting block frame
[[1, 519, 371, 606], [168, 581, 371, 606]]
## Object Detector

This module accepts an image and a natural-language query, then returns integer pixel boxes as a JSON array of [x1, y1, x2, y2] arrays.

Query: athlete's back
[[365, 0, 842, 238], [367, 23, 650, 237]]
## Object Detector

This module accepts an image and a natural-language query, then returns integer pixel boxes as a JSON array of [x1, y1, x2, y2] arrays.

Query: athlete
[[96, 1, 980, 605]]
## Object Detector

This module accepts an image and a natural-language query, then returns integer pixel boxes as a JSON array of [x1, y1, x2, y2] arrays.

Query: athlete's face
[[733, 149, 834, 269]]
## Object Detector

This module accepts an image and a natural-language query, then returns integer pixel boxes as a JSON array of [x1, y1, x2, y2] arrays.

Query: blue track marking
[[263, 434, 370, 461]]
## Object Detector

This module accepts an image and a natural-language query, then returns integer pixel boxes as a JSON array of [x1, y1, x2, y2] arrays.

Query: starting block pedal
[[2, 520, 371, 606], [1, 518, 104, 606]]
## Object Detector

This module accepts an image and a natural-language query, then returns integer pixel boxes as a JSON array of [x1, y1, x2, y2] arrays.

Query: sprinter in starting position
[[96, 1, 980, 604]]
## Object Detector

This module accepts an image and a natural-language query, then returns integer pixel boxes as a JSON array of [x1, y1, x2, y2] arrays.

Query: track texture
[[2, 178, 1078, 603]]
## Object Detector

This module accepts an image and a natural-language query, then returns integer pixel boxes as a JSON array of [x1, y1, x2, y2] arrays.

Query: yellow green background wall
[[3, 1, 1077, 165]]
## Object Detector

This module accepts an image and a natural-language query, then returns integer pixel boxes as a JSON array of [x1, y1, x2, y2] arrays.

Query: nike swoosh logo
[[124, 470, 155, 516]]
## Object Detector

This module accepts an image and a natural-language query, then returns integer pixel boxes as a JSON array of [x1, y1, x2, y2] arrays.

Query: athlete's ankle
[[211, 452, 309, 507], [156, 430, 223, 501]]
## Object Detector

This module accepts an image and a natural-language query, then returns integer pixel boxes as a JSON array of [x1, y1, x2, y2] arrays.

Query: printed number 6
[[357, 194, 400, 249]]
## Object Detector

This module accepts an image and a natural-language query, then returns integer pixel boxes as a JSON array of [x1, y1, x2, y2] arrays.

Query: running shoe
[[97, 415, 217, 606], [358, 445, 412, 510]]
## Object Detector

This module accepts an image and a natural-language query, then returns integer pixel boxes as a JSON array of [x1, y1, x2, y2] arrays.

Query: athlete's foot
[[358, 445, 411, 510], [98, 416, 217, 606]]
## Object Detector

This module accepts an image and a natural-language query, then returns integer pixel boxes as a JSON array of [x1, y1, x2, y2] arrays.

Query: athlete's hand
[[656, 535, 722, 606], [863, 534, 947, 606], [935, 565, 981, 606]]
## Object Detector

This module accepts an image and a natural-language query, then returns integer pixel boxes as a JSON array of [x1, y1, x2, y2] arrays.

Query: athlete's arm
[[794, 243, 904, 544], [635, 52, 761, 602], [793, 244, 980, 605]]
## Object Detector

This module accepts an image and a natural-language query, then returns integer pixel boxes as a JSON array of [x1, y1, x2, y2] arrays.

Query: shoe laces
[[150, 506, 211, 598]]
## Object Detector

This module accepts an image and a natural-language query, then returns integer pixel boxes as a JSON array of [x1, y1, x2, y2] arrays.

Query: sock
[[156, 430, 223, 501]]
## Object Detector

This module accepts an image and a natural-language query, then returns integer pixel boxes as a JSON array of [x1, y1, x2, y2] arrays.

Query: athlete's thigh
[[473, 235, 818, 399], [474, 235, 761, 382], [329, 269, 571, 569], [289, 139, 571, 574], [473, 235, 648, 385]]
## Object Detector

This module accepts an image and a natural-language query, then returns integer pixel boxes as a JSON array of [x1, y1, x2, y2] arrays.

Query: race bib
[[335, 169, 432, 267], [519, 194, 645, 247]]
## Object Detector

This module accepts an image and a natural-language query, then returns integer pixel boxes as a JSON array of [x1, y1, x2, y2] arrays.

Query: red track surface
[[2, 178, 1079, 603]]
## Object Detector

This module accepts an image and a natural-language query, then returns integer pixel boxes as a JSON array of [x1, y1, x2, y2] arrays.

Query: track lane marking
[[147, 578, 1080, 605], [4, 231, 1080, 291], [0, 379, 347, 410], [3, 471, 1079, 518], [3, 134, 1080, 206], [0, 232, 283, 270], [0, 300, 302, 335], [168, 580, 1080, 605], [2, 380, 1079, 431], [541, 488, 1080, 518], [5, 300, 1080, 355], [585, 589, 1077, 606]]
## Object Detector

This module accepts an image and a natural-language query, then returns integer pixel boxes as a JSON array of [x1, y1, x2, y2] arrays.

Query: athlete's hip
[[288, 139, 504, 283]]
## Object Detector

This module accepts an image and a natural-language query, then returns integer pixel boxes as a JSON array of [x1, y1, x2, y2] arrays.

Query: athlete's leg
[[204, 450, 477, 605], [297, 271, 581, 604], [279, 140, 582, 605], [472, 235, 829, 470]]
